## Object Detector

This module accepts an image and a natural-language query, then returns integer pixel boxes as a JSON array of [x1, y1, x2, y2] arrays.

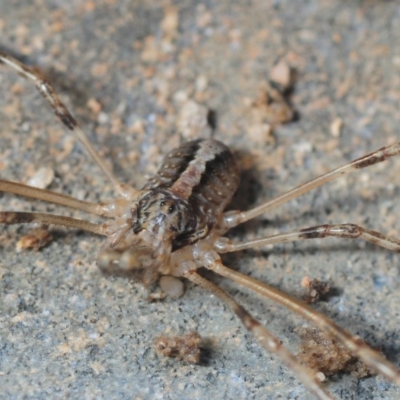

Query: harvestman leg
[[0, 51, 136, 198], [0, 179, 104, 215], [0, 179, 132, 236], [215, 223, 400, 253], [0, 211, 106, 235], [195, 251, 400, 387], [0, 53, 136, 231], [183, 269, 333, 400], [217, 140, 400, 385], [223, 141, 400, 228], [0, 179, 131, 219], [213, 140, 400, 384]]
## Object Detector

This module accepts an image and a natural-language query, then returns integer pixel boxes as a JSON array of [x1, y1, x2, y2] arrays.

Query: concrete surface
[[1, 1, 400, 399]]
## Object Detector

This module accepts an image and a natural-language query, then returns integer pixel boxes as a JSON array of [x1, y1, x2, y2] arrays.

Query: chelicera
[[1, 52, 400, 400]]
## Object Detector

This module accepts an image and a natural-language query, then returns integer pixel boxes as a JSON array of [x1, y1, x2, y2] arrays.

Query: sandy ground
[[1, 1, 400, 399]]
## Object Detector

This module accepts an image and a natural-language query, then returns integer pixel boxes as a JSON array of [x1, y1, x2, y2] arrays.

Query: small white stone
[[173, 90, 188, 104], [315, 372, 326, 382], [330, 117, 343, 137], [271, 60, 292, 89], [98, 112, 109, 125], [178, 99, 210, 139], [27, 167, 54, 189], [195, 75, 208, 92]]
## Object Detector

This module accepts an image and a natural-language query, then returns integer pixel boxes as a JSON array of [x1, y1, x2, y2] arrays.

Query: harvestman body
[[1, 52, 400, 399]]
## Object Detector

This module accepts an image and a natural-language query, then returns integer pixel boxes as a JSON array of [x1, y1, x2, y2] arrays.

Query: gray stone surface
[[1, 1, 400, 399]]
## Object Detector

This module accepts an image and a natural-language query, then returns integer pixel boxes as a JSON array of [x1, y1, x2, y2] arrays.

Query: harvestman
[[1, 52, 400, 400]]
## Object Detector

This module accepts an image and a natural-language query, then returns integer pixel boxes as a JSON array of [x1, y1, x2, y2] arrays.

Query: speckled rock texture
[[1, 1, 400, 399]]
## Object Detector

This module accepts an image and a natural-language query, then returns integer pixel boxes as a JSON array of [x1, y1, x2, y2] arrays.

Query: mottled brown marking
[[169, 141, 238, 203], [353, 148, 386, 169], [299, 225, 328, 239], [234, 304, 260, 330], [36, 79, 78, 130], [57, 110, 78, 130], [0, 212, 34, 224], [334, 224, 361, 239], [299, 224, 362, 240], [143, 141, 202, 191]]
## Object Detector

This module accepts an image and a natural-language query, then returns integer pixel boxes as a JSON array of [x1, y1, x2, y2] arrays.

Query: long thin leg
[[200, 254, 400, 386], [0, 179, 103, 215], [214, 223, 400, 253], [0, 179, 133, 218], [183, 270, 333, 400], [223, 141, 400, 228], [0, 211, 106, 235], [0, 51, 135, 198]]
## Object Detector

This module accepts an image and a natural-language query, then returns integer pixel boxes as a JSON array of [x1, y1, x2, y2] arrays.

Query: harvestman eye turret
[[1, 51, 400, 400]]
